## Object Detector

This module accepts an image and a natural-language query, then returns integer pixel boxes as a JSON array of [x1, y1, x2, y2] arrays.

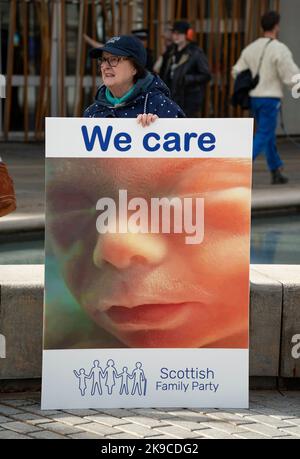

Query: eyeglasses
[[98, 56, 128, 67]]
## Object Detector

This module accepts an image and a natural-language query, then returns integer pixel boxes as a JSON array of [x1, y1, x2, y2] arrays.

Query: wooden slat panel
[[236, 0, 242, 118], [275, 0, 281, 12], [91, 0, 97, 96], [176, 0, 182, 21], [187, 0, 192, 27], [256, 0, 262, 37], [121, 0, 127, 35], [60, 0, 66, 117], [208, 0, 217, 116], [127, 0, 132, 34], [35, 1, 48, 139], [245, 0, 253, 45], [40, 1, 51, 138], [45, 1, 54, 121], [198, 0, 205, 58], [149, 0, 155, 52], [3, 0, 17, 139], [261, 0, 268, 16], [143, 0, 148, 30], [34, 1, 42, 137], [110, 0, 116, 36], [158, 0, 163, 57], [101, 0, 107, 39], [205, 0, 213, 117], [74, 0, 88, 117], [214, 0, 222, 118], [170, 0, 175, 25], [220, 0, 228, 117], [22, 0, 29, 141], [229, 0, 238, 117]]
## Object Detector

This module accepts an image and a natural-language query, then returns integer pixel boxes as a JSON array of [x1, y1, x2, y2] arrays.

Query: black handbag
[[231, 39, 273, 110]]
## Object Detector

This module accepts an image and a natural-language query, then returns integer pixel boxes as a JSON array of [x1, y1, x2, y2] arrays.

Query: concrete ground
[[1, 137, 300, 220], [0, 391, 300, 439]]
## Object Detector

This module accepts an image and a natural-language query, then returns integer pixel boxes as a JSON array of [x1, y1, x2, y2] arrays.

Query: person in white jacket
[[232, 11, 300, 184]]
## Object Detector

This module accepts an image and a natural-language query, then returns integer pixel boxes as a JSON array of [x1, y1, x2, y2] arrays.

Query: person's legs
[[251, 97, 276, 162], [251, 98, 287, 183], [264, 99, 283, 171], [266, 135, 283, 172], [131, 382, 138, 395]]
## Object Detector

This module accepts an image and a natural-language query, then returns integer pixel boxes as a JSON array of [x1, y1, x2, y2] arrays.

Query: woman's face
[[47, 158, 251, 349], [100, 52, 136, 94]]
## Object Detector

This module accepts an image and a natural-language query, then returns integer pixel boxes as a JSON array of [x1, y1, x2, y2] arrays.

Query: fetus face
[[47, 158, 251, 349]]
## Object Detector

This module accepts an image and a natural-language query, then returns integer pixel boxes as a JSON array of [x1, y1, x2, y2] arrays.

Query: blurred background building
[[0, 0, 299, 141]]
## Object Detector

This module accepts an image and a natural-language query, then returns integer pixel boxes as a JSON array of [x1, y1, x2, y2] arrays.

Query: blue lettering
[[163, 133, 180, 152], [198, 133, 216, 152], [81, 125, 113, 152], [184, 132, 198, 151], [160, 368, 169, 379], [114, 133, 132, 152], [169, 370, 176, 379], [143, 133, 160, 152], [82, 126, 217, 154], [177, 370, 185, 379]]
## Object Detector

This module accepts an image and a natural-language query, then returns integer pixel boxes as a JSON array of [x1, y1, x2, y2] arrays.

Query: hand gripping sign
[[42, 118, 253, 409]]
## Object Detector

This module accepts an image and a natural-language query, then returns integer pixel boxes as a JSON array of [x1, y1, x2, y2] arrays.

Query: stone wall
[[0, 265, 299, 380]]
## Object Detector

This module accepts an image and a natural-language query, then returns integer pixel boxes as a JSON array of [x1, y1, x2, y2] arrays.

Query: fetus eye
[[48, 187, 93, 214], [47, 186, 97, 250]]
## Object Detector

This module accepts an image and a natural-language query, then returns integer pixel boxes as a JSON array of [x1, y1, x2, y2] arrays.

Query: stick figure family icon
[[73, 360, 147, 397]]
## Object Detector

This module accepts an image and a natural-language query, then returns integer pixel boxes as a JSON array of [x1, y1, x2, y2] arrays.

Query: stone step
[[0, 265, 299, 381]]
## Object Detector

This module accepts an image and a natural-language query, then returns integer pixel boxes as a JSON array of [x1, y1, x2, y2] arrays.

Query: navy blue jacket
[[84, 73, 185, 119]]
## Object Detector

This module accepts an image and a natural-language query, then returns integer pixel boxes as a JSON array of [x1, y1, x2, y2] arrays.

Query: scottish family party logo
[[73, 360, 147, 397]]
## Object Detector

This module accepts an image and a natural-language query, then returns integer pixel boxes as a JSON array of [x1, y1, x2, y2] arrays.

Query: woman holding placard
[[84, 35, 185, 125]]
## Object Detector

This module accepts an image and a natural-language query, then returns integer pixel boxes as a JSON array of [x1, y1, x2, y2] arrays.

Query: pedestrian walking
[[159, 21, 211, 117], [232, 11, 300, 184]]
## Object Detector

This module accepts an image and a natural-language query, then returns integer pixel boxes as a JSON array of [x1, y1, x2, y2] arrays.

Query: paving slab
[[0, 390, 299, 439]]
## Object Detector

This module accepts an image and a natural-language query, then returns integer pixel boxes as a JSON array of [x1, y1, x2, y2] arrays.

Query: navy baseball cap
[[172, 21, 191, 34], [89, 35, 147, 68]]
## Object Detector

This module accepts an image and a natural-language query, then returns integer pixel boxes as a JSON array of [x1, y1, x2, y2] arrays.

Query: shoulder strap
[[257, 38, 273, 75]]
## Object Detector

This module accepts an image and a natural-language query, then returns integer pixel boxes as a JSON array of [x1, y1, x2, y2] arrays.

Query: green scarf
[[105, 85, 136, 106]]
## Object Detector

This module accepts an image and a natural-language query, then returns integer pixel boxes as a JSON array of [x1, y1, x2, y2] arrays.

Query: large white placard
[[42, 118, 253, 409]]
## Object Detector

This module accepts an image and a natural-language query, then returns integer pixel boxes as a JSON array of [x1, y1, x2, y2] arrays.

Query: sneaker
[[271, 168, 289, 185]]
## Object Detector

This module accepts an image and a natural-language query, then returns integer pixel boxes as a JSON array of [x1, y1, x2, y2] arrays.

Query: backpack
[[231, 39, 273, 110]]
